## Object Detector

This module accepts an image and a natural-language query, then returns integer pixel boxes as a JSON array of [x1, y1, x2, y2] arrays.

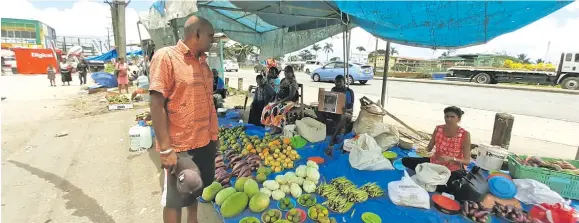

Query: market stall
[[209, 107, 579, 223]]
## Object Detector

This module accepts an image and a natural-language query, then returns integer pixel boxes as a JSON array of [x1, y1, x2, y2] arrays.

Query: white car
[[303, 60, 323, 74], [224, 60, 239, 72]]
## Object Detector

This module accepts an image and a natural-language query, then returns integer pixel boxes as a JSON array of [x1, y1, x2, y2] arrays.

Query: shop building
[[1, 18, 57, 50]]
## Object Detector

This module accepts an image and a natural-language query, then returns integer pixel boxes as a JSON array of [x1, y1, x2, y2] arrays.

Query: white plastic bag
[[343, 138, 356, 152], [388, 170, 430, 209], [283, 124, 297, 138], [513, 179, 568, 205], [411, 163, 451, 192], [349, 134, 394, 170]]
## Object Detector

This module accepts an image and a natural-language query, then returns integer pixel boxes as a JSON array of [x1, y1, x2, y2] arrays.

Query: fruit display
[[215, 187, 236, 206], [249, 192, 271, 213], [308, 204, 331, 222], [513, 155, 579, 175], [359, 182, 385, 198], [106, 94, 130, 104], [461, 201, 491, 223], [259, 134, 301, 173], [135, 111, 151, 122], [297, 194, 316, 207], [286, 208, 304, 223], [262, 209, 282, 223], [279, 197, 295, 210], [239, 217, 260, 223], [201, 182, 223, 201], [214, 154, 231, 187], [492, 202, 534, 223]]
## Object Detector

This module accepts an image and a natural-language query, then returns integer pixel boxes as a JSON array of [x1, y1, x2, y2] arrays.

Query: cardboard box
[[317, 88, 346, 114]]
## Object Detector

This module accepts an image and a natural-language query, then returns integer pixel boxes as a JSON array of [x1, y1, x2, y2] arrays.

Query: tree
[[517, 53, 531, 64], [330, 57, 341, 62], [356, 46, 366, 62], [536, 58, 544, 64], [390, 47, 399, 56], [440, 50, 456, 58], [323, 43, 333, 61], [298, 50, 314, 61], [311, 44, 321, 60], [224, 43, 256, 63], [368, 49, 387, 57], [288, 55, 300, 62]]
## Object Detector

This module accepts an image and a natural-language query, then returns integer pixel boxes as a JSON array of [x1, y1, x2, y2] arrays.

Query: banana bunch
[[330, 177, 355, 191], [360, 182, 384, 198], [323, 196, 354, 213], [344, 188, 369, 203], [317, 183, 339, 198]]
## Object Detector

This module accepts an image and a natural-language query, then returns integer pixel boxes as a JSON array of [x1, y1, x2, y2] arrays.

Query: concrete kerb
[[374, 76, 579, 95]]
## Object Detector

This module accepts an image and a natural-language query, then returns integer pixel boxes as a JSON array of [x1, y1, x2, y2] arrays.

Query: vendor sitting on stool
[[316, 75, 355, 155], [131, 73, 149, 101], [401, 106, 471, 193], [248, 75, 275, 126]]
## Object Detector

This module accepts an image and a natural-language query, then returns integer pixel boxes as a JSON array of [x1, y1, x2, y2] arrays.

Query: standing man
[[77, 59, 89, 85], [149, 16, 217, 223]]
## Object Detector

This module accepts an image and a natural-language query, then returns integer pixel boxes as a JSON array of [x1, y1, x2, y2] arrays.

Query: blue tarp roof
[[192, 0, 571, 48], [85, 49, 142, 61]]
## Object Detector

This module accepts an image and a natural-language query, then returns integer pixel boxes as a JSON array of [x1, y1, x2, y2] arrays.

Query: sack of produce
[[352, 103, 386, 137], [349, 134, 394, 171], [411, 163, 451, 192], [388, 170, 430, 209]]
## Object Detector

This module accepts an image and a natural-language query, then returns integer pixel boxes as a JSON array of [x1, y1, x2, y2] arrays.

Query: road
[[225, 69, 579, 159]]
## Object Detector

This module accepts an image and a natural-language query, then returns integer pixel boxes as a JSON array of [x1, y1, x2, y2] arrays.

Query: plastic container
[[393, 159, 405, 170], [382, 151, 398, 162], [488, 176, 517, 199], [277, 198, 297, 211], [508, 153, 579, 200], [361, 212, 382, 223], [129, 124, 142, 152], [139, 125, 153, 149], [475, 144, 508, 171], [285, 208, 306, 223], [262, 209, 283, 223], [239, 216, 259, 223], [432, 194, 460, 215], [297, 194, 317, 207]]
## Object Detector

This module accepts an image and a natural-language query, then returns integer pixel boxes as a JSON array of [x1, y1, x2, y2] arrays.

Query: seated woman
[[401, 106, 471, 193], [212, 68, 226, 99], [248, 75, 275, 126], [316, 75, 355, 154], [131, 73, 149, 101], [266, 67, 281, 93], [261, 65, 299, 132]]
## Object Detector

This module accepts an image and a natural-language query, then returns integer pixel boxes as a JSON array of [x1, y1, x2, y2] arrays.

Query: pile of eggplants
[[492, 202, 536, 223], [214, 153, 231, 187], [214, 150, 262, 187], [461, 201, 491, 223]]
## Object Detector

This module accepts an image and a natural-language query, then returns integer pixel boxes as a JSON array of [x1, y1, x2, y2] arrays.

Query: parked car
[[304, 60, 323, 74], [224, 60, 239, 72], [311, 62, 374, 84]]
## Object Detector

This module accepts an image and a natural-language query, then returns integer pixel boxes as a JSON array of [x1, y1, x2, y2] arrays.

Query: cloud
[[0, 0, 148, 45]]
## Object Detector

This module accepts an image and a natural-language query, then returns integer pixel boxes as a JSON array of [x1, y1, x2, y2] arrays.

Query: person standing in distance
[[148, 16, 217, 223]]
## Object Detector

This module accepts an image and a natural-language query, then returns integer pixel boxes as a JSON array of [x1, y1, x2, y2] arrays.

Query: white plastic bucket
[[476, 144, 508, 171], [129, 125, 142, 152], [139, 126, 153, 149]]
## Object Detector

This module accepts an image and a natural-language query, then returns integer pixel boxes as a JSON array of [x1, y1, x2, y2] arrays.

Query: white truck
[[447, 52, 579, 90]]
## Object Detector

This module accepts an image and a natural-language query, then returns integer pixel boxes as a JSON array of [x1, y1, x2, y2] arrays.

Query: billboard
[[12, 48, 58, 74]]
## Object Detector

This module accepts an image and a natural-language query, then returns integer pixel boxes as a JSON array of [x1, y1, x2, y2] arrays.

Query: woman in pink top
[[402, 106, 471, 192], [115, 57, 129, 94]]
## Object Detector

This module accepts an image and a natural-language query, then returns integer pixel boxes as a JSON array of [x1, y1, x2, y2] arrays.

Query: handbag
[[114, 70, 119, 77]]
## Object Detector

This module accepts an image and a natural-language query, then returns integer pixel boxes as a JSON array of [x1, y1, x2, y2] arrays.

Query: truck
[[446, 52, 579, 90]]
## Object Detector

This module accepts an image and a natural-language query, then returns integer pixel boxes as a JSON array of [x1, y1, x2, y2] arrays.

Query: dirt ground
[[1, 74, 230, 223]]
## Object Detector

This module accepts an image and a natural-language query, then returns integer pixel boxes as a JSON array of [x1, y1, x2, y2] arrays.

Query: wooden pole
[[490, 113, 514, 149], [238, 78, 243, 90], [225, 78, 229, 87], [379, 41, 391, 108], [575, 147, 579, 160]]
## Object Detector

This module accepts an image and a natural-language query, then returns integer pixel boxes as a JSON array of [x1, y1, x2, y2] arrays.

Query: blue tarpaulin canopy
[[85, 49, 142, 62], [141, 0, 572, 57]]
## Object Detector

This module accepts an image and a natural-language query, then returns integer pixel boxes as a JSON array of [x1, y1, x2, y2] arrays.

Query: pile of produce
[[317, 177, 383, 213], [503, 60, 556, 71], [259, 133, 301, 173], [262, 209, 282, 223], [308, 204, 335, 223], [218, 126, 245, 152], [279, 197, 295, 210], [513, 155, 579, 175], [106, 94, 130, 104], [201, 178, 269, 218], [134, 111, 151, 121], [261, 161, 320, 201], [492, 202, 534, 223], [461, 201, 491, 223], [286, 208, 304, 223], [225, 150, 261, 177], [214, 153, 231, 187], [297, 194, 316, 207]]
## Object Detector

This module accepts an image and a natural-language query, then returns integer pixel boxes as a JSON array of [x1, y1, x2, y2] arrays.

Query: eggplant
[[473, 211, 489, 218], [219, 177, 230, 185], [471, 202, 479, 210], [215, 156, 223, 163], [229, 155, 243, 164], [231, 161, 246, 173], [215, 161, 225, 169], [463, 201, 470, 214]]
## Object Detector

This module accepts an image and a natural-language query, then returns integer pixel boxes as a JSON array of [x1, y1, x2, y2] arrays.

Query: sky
[[2, 0, 578, 63]]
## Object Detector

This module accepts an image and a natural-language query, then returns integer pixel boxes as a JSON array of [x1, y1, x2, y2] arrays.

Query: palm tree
[[390, 47, 399, 56], [517, 53, 531, 64], [311, 44, 321, 60], [224, 43, 256, 63], [323, 43, 333, 61], [536, 58, 544, 64], [356, 46, 366, 62]]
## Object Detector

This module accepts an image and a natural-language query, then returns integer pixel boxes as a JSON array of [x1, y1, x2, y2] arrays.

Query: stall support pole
[[219, 39, 225, 83], [170, 19, 179, 44], [575, 147, 579, 160], [380, 41, 391, 107]]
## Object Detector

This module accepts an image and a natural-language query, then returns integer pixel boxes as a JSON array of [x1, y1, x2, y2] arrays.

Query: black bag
[[114, 70, 119, 77]]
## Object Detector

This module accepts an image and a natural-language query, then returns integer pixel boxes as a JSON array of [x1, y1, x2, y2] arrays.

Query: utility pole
[[380, 41, 391, 107], [373, 37, 378, 72], [105, 0, 130, 59]]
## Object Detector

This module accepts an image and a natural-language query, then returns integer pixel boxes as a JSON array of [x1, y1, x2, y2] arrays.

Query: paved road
[[231, 70, 579, 123]]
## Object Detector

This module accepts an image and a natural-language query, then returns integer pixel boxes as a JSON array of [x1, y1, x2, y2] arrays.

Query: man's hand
[[160, 150, 178, 174]]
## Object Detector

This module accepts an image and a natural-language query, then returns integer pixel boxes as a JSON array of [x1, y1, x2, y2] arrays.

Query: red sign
[[12, 48, 58, 74]]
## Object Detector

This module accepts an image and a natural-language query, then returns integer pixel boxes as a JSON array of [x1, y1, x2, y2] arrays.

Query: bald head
[[183, 16, 212, 40]]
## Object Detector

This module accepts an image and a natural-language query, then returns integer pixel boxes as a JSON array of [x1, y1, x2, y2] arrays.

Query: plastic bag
[[388, 170, 430, 209], [374, 125, 400, 151], [283, 124, 297, 138], [343, 138, 356, 152], [349, 134, 394, 170], [513, 179, 567, 205], [529, 203, 579, 223], [411, 163, 451, 192]]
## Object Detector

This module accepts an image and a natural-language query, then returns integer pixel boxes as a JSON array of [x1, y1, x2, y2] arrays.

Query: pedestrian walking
[[149, 16, 217, 223], [59, 59, 72, 86], [47, 64, 56, 87], [77, 59, 89, 85]]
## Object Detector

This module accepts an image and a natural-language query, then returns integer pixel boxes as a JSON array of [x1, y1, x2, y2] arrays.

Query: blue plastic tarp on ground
[[90, 72, 118, 88]]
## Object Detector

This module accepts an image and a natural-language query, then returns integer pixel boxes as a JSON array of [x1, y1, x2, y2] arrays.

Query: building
[[367, 55, 399, 70], [56, 36, 106, 57], [1, 18, 56, 49]]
